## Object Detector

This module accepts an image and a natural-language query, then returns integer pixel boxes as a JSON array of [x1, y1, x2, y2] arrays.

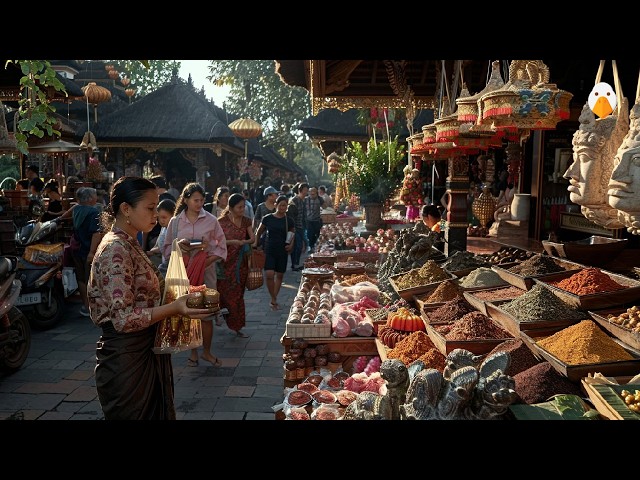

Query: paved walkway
[[0, 261, 306, 420]]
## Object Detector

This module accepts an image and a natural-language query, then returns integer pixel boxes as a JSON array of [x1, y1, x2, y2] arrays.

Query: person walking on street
[[287, 182, 308, 271], [163, 182, 227, 368], [254, 195, 294, 311], [55, 187, 102, 317], [253, 186, 278, 247], [242, 189, 254, 220], [87, 176, 215, 420], [217, 193, 255, 338], [213, 186, 230, 218], [304, 186, 324, 253]]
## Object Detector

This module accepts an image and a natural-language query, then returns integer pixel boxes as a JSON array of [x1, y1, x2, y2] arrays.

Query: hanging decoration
[[248, 161, 262, 182], [478, 60, 573, 133]]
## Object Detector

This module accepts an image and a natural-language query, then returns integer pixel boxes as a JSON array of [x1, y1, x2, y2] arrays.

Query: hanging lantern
[[228, 117, 262, 159], [105, 64, 114, 72], [125, 88, 136, 103], [82, 82, 112, 124], [108, 69, 120, 80], [479, 60, 573, 132], [121, 76, 131, 87]]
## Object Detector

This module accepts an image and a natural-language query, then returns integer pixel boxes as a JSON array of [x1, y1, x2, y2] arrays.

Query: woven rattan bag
[[246, 251, 264, 291]]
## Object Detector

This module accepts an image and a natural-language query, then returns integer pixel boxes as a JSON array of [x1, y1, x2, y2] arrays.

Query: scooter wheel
[[1, 307, 31, 374], [28, 289, 64, 330]]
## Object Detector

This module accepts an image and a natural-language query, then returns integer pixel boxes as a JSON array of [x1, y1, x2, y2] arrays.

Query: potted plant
[[335, 136, 406, 231]]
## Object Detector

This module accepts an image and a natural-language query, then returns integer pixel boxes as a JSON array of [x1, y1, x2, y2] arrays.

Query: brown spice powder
[[471, 286, 526, 302], [387, 330, 435, 365], [426, 279, 462, 303], [414, 348, 446, 372], [442, 311, 512, 340], [537, 319, 634, 364]]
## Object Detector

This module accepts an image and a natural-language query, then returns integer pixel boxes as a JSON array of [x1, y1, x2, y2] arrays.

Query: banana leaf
[[509, 394, 601, 420]]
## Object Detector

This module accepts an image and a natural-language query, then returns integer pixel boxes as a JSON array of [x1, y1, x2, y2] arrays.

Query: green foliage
[[206, 60, 312, 160], [294, 142, 333, 187], [7, 60, 66, 155], [0, 154, 20, 182], [106, 60, 181, 97], [338, 136, 406, 203]]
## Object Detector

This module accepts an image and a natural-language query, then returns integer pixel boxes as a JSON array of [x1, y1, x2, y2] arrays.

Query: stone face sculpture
[[564, 100, 628, 229], [341, 351, 517, 420], [608, 100, 640, 234], [399, 349, 518, 420]]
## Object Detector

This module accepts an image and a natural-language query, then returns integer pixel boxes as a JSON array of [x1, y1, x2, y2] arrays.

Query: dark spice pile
[[425, 296, 475, 323], [442, 251, 490, 272], [435, 311, 512, 340], [507, 253, 566, 277], [425, 279, 462, 303], [548, 268, 627, 295], [513, 362, 583, 404], [471, 285, 526, 302], [486, 338, 540, 376], [500, 284, 588, 323]]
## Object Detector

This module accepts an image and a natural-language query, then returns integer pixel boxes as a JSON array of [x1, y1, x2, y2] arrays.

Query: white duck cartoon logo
[[588, 82, 617, 119]]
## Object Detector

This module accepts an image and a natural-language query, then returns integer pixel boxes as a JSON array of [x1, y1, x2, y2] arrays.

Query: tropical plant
[[337, 136, 406, 204]]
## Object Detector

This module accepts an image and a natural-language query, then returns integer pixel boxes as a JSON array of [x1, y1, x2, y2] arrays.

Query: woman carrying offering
[[87, 176, 215, 420], [217, 193, 255, 338], [162, 182, 227, 368], [254, 195, 295, 311]]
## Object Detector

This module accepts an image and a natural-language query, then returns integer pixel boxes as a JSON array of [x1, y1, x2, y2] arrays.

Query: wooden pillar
[[444, 154, 470, 255]]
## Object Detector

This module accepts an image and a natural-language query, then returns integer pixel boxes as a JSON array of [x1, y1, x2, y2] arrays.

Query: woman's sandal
[[187, 358, 199, 367], [236, 330, 249, 338], [200, 355, 222, 367], [270, 302, 280, 311]]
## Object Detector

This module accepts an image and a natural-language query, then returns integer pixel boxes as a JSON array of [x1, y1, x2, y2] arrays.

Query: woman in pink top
[[163, 182, 227, 368]]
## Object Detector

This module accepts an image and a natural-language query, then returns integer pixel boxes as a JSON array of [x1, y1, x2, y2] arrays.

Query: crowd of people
[[35, 170, 333, 419]]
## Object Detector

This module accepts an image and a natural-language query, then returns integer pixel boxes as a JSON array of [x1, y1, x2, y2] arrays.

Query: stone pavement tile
[[237, 357, 262, 367], [67, 370, 95, 381], [0, 379, 24, 393], [254, 384, 284, 398], [244, 341, 269, 350], [257, 376, 283, 386], [233, 366, 260, 377], [65, 385, 99, 402], [225, 385, 255, 397], [76, 400, 103, 416], [0, 409, 44, 420], [214, 396, 278, 412], [246, 412, 276, 420], [231, 375, 263, 386], [15, 379, 84, 395], [180, 397, 219, 412], [194, 386, 228, 399], [56, 400, 92, 413], [182, 412, 215, 420], [212, 411, 246, 420], [69, 412, 104, 420], [243, 350, 269, 358], [24, 393, 66, 410], [51, 359, 87, 370], [258, 366, 285, 378], [39, 411, 74, 420]]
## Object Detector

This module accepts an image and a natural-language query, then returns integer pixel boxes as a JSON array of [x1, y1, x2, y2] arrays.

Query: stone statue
[[564, 100, 628, 229], [399, 349, 517, 420], [608, 99, 640, 234]]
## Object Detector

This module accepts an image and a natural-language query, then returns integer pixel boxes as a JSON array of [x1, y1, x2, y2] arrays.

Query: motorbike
[[0, 255, 31, 374], [13, 197, 66, 330]]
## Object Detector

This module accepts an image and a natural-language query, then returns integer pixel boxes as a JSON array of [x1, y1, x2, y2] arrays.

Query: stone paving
[[0, 261, 305, 420]]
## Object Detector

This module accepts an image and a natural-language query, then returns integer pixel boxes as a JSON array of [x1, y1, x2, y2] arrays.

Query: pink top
[[162, 209, 227, 262]]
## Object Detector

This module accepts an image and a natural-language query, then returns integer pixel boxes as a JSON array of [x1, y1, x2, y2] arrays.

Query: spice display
[[394, 260, 450, 290], [470, 285, 526, 302], [425, 279, 462, 303], [435, 311, 512, 340], [500, 284, 588, 323], [441, 251, 490, 272], [607, 305, 640, 333], [414, 348, 446, 372], [486, 338, 540, 376], [475, 246, 534, 265], [548, 268, 627, 295], [386, 330, 436, 365], [537, 319, 635, 365], [507, 253, 566, 277], [426, 296, 476, 323], [513, 362, 583, 404], [459, 267, 506, 288]]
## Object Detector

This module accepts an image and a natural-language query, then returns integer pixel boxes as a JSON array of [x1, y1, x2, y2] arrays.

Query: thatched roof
[[88, 80, 237, 144]]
